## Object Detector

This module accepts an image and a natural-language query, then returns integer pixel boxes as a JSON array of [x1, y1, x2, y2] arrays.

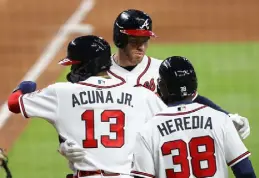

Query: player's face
[[123, 36, 149, 65]]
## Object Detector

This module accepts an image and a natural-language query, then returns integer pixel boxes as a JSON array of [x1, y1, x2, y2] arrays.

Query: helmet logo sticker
[[91, 43, 104, 52], [180, 86, 188, 96], [71, 40, 76, 46], [116, 22, 123, 29], [140, 19, 150, 30], [174, 70, 191, 77]]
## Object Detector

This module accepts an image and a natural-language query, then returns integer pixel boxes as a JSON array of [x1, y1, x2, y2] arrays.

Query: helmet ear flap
[[66, 71, 81, 83], [113, 28, 128, 48], [67, 63, 91, 83]]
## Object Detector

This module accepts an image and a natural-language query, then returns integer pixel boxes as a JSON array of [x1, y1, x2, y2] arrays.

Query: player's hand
[[229, 113, 250, 139], [58, 140, 86, 162], [13, 81, 37, 94], [68, 161, 76, 172]]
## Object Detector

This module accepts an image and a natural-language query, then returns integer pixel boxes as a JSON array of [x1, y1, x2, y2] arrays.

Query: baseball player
[[131, 56, 256, 178], [61, 9, 250, 166], [8, 35, 167, 178], [111, 9, 250, 139]]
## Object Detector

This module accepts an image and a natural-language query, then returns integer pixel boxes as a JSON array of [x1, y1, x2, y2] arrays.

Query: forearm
[[194, 94, 228, 114], [231, 158, 256, 178]]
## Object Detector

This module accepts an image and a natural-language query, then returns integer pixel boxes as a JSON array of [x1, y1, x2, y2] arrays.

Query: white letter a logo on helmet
[[140, 19, 150, 30]]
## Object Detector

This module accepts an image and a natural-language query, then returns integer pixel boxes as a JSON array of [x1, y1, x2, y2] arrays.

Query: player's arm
[[8, 81, 37, 113], [193, 94, 228, 114], [8, 81, 58, 123], [194, 94, 250, 139], [223, 114, 256, 177], [232, 158, 256, 178], [131, 132, 156, 178]]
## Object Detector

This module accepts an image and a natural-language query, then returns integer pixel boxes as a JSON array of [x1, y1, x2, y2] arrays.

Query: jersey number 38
[[161, 136, 216, 178]]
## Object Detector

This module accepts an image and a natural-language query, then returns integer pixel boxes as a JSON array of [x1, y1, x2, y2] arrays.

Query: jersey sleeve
[[223, 114, 251, 167], [145, 91, 167, 121], [18, 84, 58, 123], [131, 132, 155, 178]]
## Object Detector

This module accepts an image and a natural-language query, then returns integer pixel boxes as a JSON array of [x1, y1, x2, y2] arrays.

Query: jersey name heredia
[[72, 90, 133, 107], [157, 116, 213, 137]]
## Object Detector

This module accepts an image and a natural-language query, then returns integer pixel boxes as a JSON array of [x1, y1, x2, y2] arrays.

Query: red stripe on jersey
[[156, 105, 207, 117], [108, 69, 126, 83], [136, 57, 151, 86], [227, 151, 251, 166], [19, 95, 29, 118], [131, 170, 155, 178]]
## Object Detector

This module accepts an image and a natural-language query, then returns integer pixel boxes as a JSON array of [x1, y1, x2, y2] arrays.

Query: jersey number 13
[[82, 110, 125, 148]]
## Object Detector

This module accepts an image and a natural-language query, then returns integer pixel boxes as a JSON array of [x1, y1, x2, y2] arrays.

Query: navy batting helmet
[[59, 35, 111, 83], [113, 9, 156, 48], [157, 56, 198, 103]]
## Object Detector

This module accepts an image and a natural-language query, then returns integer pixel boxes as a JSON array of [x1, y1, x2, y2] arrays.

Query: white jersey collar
[[110, 55, 150, 75]]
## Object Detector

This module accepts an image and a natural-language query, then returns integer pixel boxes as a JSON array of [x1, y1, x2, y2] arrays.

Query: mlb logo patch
[[98, 80, 105, 84], [177, 105, 186, 111]]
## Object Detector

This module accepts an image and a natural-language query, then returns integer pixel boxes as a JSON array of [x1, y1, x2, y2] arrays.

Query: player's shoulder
[[149, 56, 163, 63], [44, 82, 79, 92], [29, 82, 72, 96], [183, 103, 231, 126], [191, 103, 230, 120], [154, 102, 228, 119], [204, 105, 229, 118], [204, 105, 230, 125], [148, 56, 163, 66], [47, 82, 74, 88], [132, 85, 159, 98]]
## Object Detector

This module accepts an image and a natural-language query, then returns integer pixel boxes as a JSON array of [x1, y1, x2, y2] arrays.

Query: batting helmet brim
[[120, 29, 157, 37], [58, 58, 81, 66]]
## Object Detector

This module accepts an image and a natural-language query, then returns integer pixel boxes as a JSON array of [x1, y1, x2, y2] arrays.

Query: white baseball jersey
[[109, 55, 162, 93], [18, 76, 166, 175], [131, 103, 250, 178]]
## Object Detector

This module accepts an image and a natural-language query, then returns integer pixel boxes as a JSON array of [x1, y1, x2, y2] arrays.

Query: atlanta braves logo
[[134, 78, 156, 91], [140, 19, 150, 30], [143, 78, 156, 91]]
